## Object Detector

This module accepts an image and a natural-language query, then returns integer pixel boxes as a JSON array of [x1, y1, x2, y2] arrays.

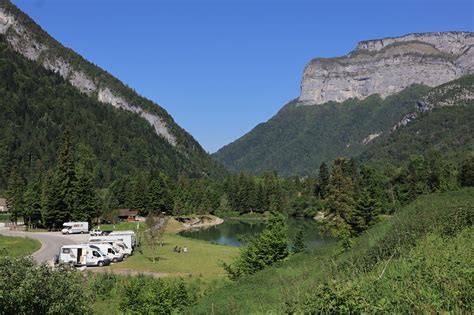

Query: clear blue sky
[[13, 0, 473, 153]]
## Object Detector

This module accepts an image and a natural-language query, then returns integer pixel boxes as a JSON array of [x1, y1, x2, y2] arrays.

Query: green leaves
[[224, 213, 289, 280]]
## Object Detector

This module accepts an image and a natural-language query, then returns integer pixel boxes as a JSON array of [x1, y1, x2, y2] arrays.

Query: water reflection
[[180, 217, 334, 249]]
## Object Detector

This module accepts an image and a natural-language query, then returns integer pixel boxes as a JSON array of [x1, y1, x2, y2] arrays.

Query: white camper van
[[89, 235, 133, 252], [88, 243, 123, 262], [89, 239, 132, 257], [109, 231, 139, 247], [61, 222, 89, 234], [57, 244, 111, 267]]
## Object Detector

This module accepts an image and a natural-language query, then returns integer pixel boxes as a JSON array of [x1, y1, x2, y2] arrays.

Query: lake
[[179, 217, 334, 249]]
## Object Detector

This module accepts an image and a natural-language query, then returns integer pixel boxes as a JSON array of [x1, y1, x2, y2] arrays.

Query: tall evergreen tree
[[223, 213, 289, 279], [6, 166, 24, 223], [318, 162, 330, 199], [72, 164, 100, 223], [323, 158, 355, 239], [55, 130, 77, 222], [459, 154, 474, 187], [293, 228, 307, 253]]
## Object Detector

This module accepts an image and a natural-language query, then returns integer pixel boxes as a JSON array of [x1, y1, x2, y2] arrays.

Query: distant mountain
[[0, 1, 224, 188], [214, 32, 474, 175]]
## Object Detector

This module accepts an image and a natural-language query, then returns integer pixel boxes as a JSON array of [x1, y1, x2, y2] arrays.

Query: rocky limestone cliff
[[0, 4, 177, 145], [300, 32, 474, 105]]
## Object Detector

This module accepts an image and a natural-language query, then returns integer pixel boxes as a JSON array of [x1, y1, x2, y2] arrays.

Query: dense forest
[[0, 35, 224, 193], [214, 75, 474, 176]]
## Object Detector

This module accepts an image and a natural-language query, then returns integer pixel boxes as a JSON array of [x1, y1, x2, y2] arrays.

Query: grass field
[[95, 219, 239, 279], [110, 233, 238, 279], [0, 235, 41, 257]]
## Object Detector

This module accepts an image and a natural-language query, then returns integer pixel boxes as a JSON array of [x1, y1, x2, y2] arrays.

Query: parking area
[[0, 227, 89, 264]]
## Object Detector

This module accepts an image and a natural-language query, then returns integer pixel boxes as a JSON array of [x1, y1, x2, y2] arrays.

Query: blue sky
[[13, 0, 474, 153]]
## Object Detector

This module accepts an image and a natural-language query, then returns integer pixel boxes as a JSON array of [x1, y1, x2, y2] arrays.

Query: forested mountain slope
[[0, 1, 225, 189], [214, 85, 430, 175], [215, 74, 474, 175], [0, 36, 224, 190], [360, 75, 474, 164]]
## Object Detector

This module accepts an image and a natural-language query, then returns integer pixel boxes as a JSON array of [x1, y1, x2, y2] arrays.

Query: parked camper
[[89, 239, 132, 257], [89, 235, 133, 252], [57, 245, 111, 267], [109, 231, 139, 247], [61, 222, 89, 234], [88, 243, 123, 262]]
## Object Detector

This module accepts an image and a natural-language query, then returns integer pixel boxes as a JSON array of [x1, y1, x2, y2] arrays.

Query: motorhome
[[61, 222, 89, 234], [109, 230, 139, 247], [57, 244, 111, 267], [89, 235, 133, 251], [88, 243, 123, 262]]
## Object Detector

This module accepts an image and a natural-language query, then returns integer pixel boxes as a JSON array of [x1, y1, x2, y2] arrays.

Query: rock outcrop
[[0, 5, 177, 145], [299, 32, 474, 105]]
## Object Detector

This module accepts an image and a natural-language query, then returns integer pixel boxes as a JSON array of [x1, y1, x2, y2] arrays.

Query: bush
[[0, 257, 92, 314], [120, 276, 193, 314]]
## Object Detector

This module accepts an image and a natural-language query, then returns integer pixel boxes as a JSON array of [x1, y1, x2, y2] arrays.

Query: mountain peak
[[299, 31, 474, 105], [0, 1, 178, 145]]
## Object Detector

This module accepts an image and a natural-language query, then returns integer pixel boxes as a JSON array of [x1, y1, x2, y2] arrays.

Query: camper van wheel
[[112, 258, 118, 263], [98, 261, 104, 267]]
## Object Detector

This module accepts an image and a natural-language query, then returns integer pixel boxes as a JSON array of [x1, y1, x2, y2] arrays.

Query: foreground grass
[[0, 235, 41, 257], [191, 188, 474, 314]]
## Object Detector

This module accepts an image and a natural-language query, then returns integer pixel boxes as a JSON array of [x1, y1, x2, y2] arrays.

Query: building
[[117, 209, 139, 222], [0, 198, 7, 212]]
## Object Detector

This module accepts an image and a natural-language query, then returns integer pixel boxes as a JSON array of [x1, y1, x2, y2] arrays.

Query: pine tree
[[148, 174, 171, 214], [351, 188, 380, 235], [318, 162, 330, 199], [55, 130, 77, 222], [6, 166, 24, 223], [41, 169, 67, 229], [323, 158, 355, 239], [293, 228, 306, 253], [72, 164, 99, 223], [459, 154, 474, 187], [223, 213, 289, 279], [23, 180, 43, 229]]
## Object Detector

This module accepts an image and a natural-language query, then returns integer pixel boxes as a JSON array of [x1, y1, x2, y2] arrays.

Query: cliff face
[[300, 32, 474, 105], [0, 3, 177, 145]]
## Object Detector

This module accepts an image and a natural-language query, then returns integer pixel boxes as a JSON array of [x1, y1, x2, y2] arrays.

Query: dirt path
[[87, 267, 191, 278]]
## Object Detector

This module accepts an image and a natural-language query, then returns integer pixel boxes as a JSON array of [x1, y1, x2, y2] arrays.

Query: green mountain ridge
[[0, 1, 225, 185], [0, 34, 224, 189], [214, 75, 474, 175]]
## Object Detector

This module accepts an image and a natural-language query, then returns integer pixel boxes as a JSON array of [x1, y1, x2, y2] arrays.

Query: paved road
[[0, 227, 89, 264]]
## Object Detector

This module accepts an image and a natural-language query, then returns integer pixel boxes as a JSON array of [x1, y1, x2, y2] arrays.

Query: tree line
[[5, 130, 474, 232]]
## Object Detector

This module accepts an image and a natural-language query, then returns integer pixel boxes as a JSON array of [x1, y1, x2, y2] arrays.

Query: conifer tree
[[55, 130, 77, 222], [223, 213, 289, 279], [318, 162, 330, 199], [459, 154, 474, 187], [41, 169, 67, 229], [6, 166, 24, 223], [293, 228, 307, 253], [72, 164, 99, 223], [323, 158, 355, 239]]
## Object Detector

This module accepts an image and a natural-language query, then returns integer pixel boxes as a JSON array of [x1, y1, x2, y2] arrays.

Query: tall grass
[[190, 188, 474, 314]]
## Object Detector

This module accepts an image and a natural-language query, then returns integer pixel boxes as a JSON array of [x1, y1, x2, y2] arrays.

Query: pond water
[[179, 217, 334, 249]]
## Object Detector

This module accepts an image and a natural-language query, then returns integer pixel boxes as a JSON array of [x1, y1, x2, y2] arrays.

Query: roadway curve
[[0, 226, 89, 264]]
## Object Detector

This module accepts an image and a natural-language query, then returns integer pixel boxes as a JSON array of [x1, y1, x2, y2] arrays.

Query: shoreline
[[169, 215, 224, 234]]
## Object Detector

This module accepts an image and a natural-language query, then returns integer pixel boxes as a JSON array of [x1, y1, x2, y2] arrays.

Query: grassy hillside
[[214, 85, 430, 176], [0, 37, 224, 189], [190, 188, 474, 313]]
